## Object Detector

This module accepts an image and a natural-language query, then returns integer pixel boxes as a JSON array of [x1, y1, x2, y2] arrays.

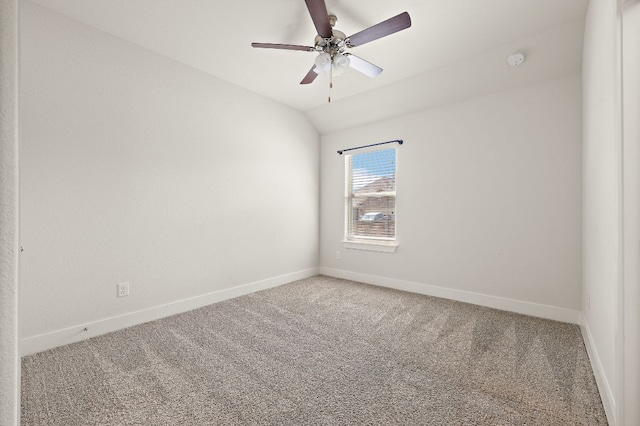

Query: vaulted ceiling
[[27, 0, 590, 134]]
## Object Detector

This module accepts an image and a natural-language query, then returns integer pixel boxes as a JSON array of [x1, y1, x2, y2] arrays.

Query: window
[[344, 147, 397, 251]]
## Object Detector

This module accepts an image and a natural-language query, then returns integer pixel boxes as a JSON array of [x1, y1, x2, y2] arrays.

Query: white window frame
[[343, 146, 398, 253]]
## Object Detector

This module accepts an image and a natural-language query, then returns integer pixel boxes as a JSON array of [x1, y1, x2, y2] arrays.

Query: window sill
[[342, 240, 398, 253]]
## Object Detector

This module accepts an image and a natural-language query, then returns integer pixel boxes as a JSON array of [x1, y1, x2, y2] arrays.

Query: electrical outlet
[[336, 251, 341, 260], [117, 282, 129, 298]]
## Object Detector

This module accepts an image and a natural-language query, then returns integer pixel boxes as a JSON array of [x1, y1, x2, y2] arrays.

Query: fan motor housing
[[314, 29, 348, 56]]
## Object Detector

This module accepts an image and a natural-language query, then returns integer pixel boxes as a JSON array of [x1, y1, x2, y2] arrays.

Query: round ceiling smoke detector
[[507, 51, 525, 67]]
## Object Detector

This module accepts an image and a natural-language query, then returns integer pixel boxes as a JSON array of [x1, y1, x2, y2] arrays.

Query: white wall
[[19, 1, 319, 349], [320, 75, 583, 321], [0, 0, 20, 424], [581, 0, 621, 422], [622, 1, 640, 424]]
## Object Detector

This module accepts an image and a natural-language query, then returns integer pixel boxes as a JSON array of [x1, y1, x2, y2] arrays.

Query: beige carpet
[[21, 275, 607, 425]]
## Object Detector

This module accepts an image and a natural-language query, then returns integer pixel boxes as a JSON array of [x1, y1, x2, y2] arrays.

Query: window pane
[[351, 149, 396, 193], [346, 148, 396, 240]]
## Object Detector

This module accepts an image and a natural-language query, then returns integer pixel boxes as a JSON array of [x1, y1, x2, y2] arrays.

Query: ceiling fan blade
[[346, 12, 411, 48], [345, 54, 383, 78], [251, 43, 314, 51], [300, 66, 319, 84], [304, 0, 332, 38]]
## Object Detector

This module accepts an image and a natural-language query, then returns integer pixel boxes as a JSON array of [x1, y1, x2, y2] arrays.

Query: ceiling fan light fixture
[[314, 52, 332, 73], [313, 52, 350, 77], [333, 53, 350, 76]]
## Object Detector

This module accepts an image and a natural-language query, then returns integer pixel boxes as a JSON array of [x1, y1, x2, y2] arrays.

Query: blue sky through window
[[351, 148, 396, 191]]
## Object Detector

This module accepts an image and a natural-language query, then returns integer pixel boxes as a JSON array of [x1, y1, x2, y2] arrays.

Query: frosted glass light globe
[[314, 52, 332, 74], [332, 53, 350, 76]]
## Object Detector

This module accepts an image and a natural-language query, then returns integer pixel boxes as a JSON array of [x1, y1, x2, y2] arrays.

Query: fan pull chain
[[328, 60, 333, 103]]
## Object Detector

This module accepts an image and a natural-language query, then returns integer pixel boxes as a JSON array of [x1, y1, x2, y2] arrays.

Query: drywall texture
[[581, 0, 620, 419], [1, 0, 20, 423], [320, 75, 582, 312], [623, 1, 640, 424], [19, 2, 319, 338]]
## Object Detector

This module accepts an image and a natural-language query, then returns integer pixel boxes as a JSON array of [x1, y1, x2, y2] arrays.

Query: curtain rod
[[337, 139, 403, 155]]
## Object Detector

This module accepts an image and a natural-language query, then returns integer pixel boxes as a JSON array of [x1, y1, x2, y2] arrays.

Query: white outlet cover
[[117, 282, 129, 297]]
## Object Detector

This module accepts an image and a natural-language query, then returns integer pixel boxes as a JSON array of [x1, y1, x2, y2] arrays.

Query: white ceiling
[[28, 0, 589, 133]]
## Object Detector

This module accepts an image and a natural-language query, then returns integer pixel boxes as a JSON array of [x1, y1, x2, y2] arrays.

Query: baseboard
[[319, 267, 581, 324], [20, 268, 319, 356], [580, 317, 616, 426]]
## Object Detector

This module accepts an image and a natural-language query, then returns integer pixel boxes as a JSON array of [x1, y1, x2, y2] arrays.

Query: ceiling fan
[[251, 0, 411, 102]]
